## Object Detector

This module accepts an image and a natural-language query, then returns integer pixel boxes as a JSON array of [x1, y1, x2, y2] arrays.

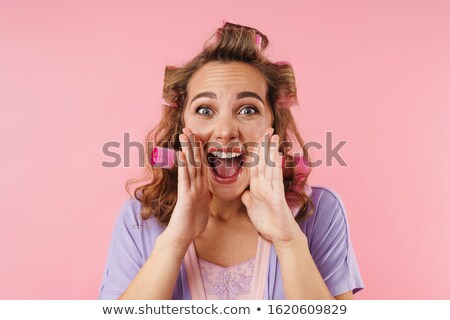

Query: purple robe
[[98, 186, 365, 299]]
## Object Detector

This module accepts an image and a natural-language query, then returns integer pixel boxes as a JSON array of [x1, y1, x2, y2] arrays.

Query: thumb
[[241, 190, 251, 208]]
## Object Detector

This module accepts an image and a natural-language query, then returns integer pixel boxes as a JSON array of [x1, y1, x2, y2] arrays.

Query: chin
[[210, 187, 245, 202]]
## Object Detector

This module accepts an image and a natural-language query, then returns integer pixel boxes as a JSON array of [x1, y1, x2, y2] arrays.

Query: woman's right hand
[[163, 127, 211, 249]]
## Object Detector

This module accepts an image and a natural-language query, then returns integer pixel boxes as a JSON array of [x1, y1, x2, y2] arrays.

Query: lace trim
[[198, 257, 255, 300]]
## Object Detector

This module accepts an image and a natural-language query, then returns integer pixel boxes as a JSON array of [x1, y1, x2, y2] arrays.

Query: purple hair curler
[[150, 146, 311, 178]]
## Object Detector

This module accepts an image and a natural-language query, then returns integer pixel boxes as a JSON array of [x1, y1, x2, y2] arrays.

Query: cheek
[[183, 118, 211, 144], [240, 120, 272, 141]]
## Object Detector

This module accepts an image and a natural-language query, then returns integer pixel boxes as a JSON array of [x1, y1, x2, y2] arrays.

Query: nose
[[211, 114, 239, 145]]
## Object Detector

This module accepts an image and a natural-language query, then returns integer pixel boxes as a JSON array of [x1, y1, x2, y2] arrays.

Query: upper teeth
[[210, 151, 241, 158]]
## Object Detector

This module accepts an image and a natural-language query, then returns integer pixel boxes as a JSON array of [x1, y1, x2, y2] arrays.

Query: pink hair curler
[[273, 61, 291, 66], [150, 146, 177, 168], [274, 94, 298, 109], [161, 98, 178, 108], [150, 146, 311, 178], [255, 34, 262, 49]]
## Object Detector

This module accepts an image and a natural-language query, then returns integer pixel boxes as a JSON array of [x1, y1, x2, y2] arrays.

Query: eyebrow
[[190, 91, 264, 105]]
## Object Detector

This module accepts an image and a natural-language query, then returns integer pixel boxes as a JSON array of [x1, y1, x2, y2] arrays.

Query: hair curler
[[150, 146, 311, 175], [150, 146, 177, 168]]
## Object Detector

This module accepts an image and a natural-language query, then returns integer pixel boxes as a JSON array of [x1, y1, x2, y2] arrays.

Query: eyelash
[[195, 105, 259, 116]]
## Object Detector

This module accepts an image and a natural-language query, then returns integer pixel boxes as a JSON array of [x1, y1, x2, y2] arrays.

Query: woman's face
[[183, 61, 274, 202]]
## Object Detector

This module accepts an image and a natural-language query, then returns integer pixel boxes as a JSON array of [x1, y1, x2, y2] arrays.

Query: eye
[[239, 106, 258, 115], [195, 106, 213, 116]]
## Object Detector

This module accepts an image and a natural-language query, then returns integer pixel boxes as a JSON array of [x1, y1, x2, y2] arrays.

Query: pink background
[[1, 0, 449, 299]]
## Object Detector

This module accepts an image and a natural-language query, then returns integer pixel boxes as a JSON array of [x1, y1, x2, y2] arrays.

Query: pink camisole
[[198, 257, 255, 300], [183, 236, 272, 300], [182, 185, 312, 300]]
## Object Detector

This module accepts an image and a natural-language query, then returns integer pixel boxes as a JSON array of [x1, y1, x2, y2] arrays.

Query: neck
[[210, 196, 247, 221]]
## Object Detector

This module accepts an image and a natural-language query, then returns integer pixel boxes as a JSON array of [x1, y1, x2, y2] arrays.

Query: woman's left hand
[[241, 128, 304, 244]]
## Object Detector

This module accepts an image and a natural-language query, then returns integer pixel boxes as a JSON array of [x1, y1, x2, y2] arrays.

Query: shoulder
[[113, 198, 165, 243], [117, 198, 142, 220], [113, 198, 144, 231], [310, 185, 348, 219], [310, 185, 346, 211], [300, 186, 350, 240], [116, 198, 144, 222], [301, 186, 365, 296]]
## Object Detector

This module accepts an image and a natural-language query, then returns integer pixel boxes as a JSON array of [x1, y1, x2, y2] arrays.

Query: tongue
[[213, 156, 242, 178]]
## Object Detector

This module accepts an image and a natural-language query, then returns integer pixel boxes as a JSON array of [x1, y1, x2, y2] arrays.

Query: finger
[[242, 143, 257, 180], [177, 150, 190, 191], [258, 128, 273, 177], [182, 128, 197, 179], [191, 131, 203, 178], [256, 133, 264, 177], [184, 127, 202, 178], [179, 131, 194, 180], [200, 140, 210, 181], [248, 145, 258, 179], [266, 134, 279, 182], [274, 151, 284, 190]]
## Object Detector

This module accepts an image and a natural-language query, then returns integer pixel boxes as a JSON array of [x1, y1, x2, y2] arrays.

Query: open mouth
[[207, 148, 244, 183]]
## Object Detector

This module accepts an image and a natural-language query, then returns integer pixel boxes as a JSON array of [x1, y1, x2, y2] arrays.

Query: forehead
[[187, 61, 268, 97]]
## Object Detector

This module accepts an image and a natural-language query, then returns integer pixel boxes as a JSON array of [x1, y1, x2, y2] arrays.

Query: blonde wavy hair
[[126, 22, 315, 225]]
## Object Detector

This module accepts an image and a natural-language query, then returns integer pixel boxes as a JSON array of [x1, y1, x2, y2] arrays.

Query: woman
[[98, 22, 364, 300]]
